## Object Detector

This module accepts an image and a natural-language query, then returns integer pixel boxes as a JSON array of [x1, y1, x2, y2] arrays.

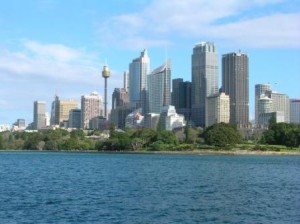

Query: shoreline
[[1, 149, 300, 156]]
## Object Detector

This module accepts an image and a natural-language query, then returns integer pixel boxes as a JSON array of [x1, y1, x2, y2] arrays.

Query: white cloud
[[0, 41, 123, 123], [96, 0, 298, 49]]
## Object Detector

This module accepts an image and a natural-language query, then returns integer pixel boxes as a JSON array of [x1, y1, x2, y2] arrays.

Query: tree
[[201, 123, 242, 147], [261, 122, 300, 147], [0, 134, 4, 149]]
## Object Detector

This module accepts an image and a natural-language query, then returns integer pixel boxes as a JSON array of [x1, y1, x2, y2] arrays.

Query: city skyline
[[0, 0, 299, 125]]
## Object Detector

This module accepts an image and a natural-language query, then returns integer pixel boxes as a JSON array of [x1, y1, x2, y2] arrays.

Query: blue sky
[[0, 0, 299, 125]]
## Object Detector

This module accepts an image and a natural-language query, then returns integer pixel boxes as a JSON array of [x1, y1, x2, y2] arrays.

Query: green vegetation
[[0, 121, 299, 152], [201, 123, 242, 147], [260, 122, 300, 147]]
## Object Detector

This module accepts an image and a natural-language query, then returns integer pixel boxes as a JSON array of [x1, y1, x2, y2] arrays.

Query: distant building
[[271, 92, 290, 123], [81, 92, 101, 129], [255, 84, 290, 125], [146, 60, 171, 114], [205, 93, 230, 127], [33, 101, 47, 130], [144, 113, 160, 129], [172, 78, 191, 120], [125, 108, 144, 129], [124, 71, 129, 92], [13, 119, 26, 130], [222, 51, 249, 126], [90, 116, 110, 131], [259, 111, 284, 126], [110, 88, 132, 129], [191, 42, 219, 127], [50, 96, 78, 126], [69, 109, 81, 129], [160, 105, 186, 131], [128, 49, 150, 111], [255, 84, 272, 124], [290, 99, 300, 124]]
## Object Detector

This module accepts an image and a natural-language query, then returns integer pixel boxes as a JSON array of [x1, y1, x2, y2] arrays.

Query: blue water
[[0, 152, 299, 223]]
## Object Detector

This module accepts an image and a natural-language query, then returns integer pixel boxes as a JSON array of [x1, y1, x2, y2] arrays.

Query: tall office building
[[255, 84, 272, 124], [222, 51, 249, 126], [191, 42, 218, 127], [172, 78, 191, 120], [128, 49, 150, 111], [110, 88, 131, 128], [81, 92, 101, 129], [205, 93, 230, 127], [146, 61, 171, 114], [172, 78, 183, 108], [124, 71, 129, 93], [33, 101, 46, 130], [290, 99, 300, 124], [50, 96, 78, 126]]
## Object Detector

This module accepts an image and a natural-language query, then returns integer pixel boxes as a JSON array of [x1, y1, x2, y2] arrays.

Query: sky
[[0, 0, 299, 125]]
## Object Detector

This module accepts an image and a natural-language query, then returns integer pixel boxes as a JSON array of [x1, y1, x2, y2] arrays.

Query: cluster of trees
[[0, 129, 95, 151], [260, 121, 300, 147]]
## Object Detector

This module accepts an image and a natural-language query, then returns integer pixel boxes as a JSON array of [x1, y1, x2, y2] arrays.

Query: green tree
[[202, 123, 242, 147]]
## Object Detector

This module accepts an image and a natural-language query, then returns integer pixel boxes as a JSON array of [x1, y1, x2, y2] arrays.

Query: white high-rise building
[[146, 61, 171, 114], [290, 99, 300, 124], [128, 49, 150, 111], [205, 93, 230, 127], [191, 42, 218, 127], [255, 84, 272, 124], [271, 92, 290, 123], [81, 92, 101, 129]]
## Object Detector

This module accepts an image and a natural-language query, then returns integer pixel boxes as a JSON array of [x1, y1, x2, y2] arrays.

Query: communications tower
[[102, 65, 110, 119]]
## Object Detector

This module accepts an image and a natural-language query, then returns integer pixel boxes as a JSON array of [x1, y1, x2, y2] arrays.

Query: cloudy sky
[[0, 0, 299, 125]]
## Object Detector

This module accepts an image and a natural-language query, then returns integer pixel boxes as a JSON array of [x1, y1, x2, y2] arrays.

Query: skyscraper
[[191, 42, 218, 127], [146, 61, 171, 114], [290, 99, 300, 124], [110, 88, 130, 129], [172, 78, 191, 120], [81, 92, 101, 129], [222, 51, 249, 126], [128, 49, 150, 111], [33, 101, 46, 130], [255, 84, 272, 125]]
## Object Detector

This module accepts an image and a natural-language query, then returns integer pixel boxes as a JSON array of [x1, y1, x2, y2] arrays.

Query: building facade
[[271, 92, 290, 123], [128, 49, 150, 111], [255, 84, 272, 125], [205, 93, 230, 127], [81, 92, 101, 129], [290, 99, 300, 124], [160, 105, 186, 131], [191, 42, 218, 127], [110, 88, 131, 129], [222, 51, 249, 126], [146, 61, 171, 114], [33, 101, 46, 130], [69, 109, 81, 129], [172, 79, 191, 120]]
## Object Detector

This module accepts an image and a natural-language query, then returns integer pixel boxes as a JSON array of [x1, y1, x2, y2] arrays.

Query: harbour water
[[0, 152, 299, 223]]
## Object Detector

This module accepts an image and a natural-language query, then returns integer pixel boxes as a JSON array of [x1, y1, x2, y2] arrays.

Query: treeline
[[0, 122, 299, 151], [260, 122, 300, 147]]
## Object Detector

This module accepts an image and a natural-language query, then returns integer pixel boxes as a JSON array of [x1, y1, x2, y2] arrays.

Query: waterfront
[[0, 152, 299, 223]]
